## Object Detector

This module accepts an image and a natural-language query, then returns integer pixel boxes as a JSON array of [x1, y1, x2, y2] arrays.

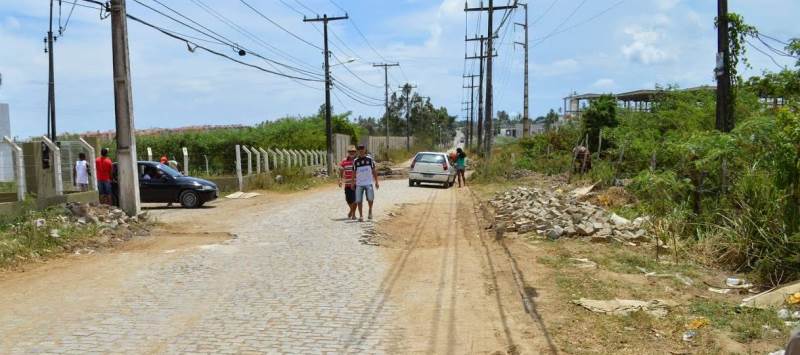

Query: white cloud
[[3, 16, 21, 31], [533, 59, 580, 77], [621, 26, 675, 65], [592, 78, 615, 89], [655, 0, 680, 11]]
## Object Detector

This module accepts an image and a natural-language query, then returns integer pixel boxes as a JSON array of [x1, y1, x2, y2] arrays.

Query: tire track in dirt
[[342, 192, 438, 351]]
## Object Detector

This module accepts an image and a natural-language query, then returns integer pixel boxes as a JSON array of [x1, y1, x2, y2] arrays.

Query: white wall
[[0, 103, 12, 182]]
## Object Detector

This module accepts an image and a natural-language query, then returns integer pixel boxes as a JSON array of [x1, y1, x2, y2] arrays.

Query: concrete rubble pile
[[490, 186, 650, 243], [65, 202, 152, 242]]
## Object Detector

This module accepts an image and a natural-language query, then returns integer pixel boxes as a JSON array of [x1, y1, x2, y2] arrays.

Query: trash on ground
[[779, 309, 791, 320], [686, 317, 710, 330], [571, 298, 676, 318], [570, 183, 598, 198], [708, 287, 731, 294], [226, 192, 261, 199], [682, 330, 697, 342], [636, 267, 694, 287], [569, 258, 598, 269], [740, 281, 800, 309]]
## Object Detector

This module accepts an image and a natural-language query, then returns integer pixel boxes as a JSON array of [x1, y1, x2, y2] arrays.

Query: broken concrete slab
[[741, 281, 800, 309], [572, 298, 677, 318]]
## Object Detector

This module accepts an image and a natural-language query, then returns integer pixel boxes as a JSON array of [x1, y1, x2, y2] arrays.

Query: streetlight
[[331, 57, 357, 67]]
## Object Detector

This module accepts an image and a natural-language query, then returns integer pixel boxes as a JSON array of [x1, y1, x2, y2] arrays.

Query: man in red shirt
[[338, 145, 357, 220], [95, 148, 114, 205]]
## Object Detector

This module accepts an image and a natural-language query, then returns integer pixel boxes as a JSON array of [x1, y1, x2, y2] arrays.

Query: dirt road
[[0, 180, 543, 354]]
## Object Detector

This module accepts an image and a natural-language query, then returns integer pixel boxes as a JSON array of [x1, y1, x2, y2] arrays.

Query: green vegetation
[[132, 108, 360, 176], [0, 207, 100, 268], [475, 63, 800, 285]]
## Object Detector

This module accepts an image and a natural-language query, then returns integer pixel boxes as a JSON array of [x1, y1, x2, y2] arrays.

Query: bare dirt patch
[[374, 188, 557, 354]]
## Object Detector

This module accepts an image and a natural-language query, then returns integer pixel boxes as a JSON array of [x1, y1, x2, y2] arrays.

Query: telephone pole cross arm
[[304, 13, 348, 175]]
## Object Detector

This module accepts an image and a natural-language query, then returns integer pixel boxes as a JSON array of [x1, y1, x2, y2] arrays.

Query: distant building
[[562, 86, 716, 119]]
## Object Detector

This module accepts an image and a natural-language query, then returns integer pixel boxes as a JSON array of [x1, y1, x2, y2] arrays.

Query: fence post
[[282, 149, 290, 167], [242, 146, 252, 176], [291, 149, 299, 167], [78, 137, 98, 192], [41, 136, 63, 196], [235, 145, 243, 191], [182, 147, 189, 175], [147, 147, 153, 162], [3, 136, 26, 201], [253, 147, 261, 174], [204, 154, 210, 176], [259, 148, 269, 173]]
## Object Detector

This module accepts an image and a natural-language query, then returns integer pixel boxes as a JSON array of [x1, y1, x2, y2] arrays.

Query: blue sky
[[0, 0, 797, 139]]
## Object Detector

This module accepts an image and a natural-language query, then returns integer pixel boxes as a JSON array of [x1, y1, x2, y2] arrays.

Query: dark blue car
[[112, 161, 218, 208]]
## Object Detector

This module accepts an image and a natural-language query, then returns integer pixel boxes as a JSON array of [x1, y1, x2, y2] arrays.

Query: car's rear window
[[415, 154, 445, 163]]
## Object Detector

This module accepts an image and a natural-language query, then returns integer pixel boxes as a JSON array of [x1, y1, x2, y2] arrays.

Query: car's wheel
[[408, 179, 414, 187], [179, 190, 200, 208]]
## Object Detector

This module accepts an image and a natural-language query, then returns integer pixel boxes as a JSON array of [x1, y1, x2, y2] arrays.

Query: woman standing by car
[[455, 148, 467, 188]]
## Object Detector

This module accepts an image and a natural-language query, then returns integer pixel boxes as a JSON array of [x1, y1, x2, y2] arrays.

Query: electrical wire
[[332, 76, 384, 103], [531, 0, 559, 25], [189, 0, 323, 76], [331, 52, 383, 88], [745, 39, 788, 69], [58, 0, 78, 35], [126, 13, 323, 82], [532, 0, 624, 46], [238, 0, 322, 51]]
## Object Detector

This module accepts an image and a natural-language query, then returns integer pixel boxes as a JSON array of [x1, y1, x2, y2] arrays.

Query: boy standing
[[73, 152, 91, 192], [339, 145, 357, 220], [353, 144, 379, 221]]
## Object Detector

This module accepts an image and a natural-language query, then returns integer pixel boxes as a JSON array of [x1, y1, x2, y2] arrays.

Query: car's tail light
[[442, 162, 448, 171]]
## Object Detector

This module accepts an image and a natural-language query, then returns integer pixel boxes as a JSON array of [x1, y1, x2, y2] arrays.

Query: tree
[[497, 110, 511, 128], [544, 109, 559, 132], [582, 95, 617, 152]]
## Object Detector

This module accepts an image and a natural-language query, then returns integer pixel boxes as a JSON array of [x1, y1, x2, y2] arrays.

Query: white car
[[408, 152, 456, 188]]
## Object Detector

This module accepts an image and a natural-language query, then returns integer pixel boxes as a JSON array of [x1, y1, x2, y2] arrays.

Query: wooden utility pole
[[399, 83, 417, 151], [715, 0, 732, 132], [515, 2, 530, 138], [466, 0, 516, 158], [110, 0, 140, 216], [462, 74, 479, 148], [46, 0, 57, 141], [374, 63, 399, 160], [304, 13, 348, 175]]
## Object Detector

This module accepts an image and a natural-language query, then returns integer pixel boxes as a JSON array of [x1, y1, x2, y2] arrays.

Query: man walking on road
[[353, 144, 379, 221], [95, 148, 113, 205], [339, 145, 357, 220]]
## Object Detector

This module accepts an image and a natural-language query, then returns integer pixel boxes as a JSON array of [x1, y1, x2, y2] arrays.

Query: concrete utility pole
[[399, 83, 417, 151], [46, 0, 57, 141], [715, 0, 733, 132], [466, 0, 517, 158], [462, 74, 479, 148], [466, 35, 497, 154], [515, 2, 530, 138], [374, 63, 399, 160], [304, 13, 348, 175], [110, 0, 140, 216]]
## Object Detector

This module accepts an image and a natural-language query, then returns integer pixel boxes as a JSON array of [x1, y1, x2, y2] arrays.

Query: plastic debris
[[686, 317, 710, 330], [682, 330, 697, 342], [708, 287, 731, 294], [788, 293, 800, 305], [571, 298, 676, 318], [34, 218, 46, 228], [779, 309, 791, 320]]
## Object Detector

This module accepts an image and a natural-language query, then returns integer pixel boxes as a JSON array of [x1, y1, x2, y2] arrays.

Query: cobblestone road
[[0, 180, 437, 354]]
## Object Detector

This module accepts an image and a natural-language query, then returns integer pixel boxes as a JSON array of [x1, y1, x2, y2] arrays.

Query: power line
[[746, 39, 787, 69], [331, 52, 383, 88], [238, 0, 322, 50], [532, 0, 624, 46], [534, 0, 587, 43], [531, 0, 559, 25], [188, 0, 323, 77], [126, 13, 323, 82], [58, 0, 78, 35]]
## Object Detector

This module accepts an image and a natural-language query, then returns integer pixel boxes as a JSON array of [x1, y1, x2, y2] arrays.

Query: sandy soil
[[376, 186, 558, 354]]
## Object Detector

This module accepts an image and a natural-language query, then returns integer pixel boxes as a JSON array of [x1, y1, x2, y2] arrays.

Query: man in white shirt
[[353, 144, 379, 221], [73, 152, 91, 192]]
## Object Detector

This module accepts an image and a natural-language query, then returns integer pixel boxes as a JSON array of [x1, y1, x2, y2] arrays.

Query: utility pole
[[399, 83, 417, 151], [46, 0, 57, 141], [374, 63, 399, 160], [715, 0, 732, 132], [466, 35, 497, 155], [110, 0, 140, 216], [515, 2, 530, 138], [304, 13, 348, 175], [462, 74, 479, 148], [466, 0, 517, 158]]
